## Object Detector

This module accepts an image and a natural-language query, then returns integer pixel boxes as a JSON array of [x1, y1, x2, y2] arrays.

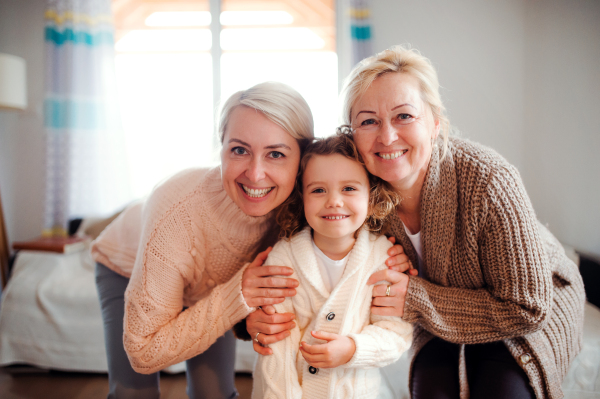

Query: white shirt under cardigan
[[252, 227, 413, 399]]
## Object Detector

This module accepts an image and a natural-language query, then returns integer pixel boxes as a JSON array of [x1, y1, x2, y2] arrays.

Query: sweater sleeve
[[402, 164, 553, 344], [252, 247, 303, 399], [345, 314, 413, 369], [123, 203, 254, 374]]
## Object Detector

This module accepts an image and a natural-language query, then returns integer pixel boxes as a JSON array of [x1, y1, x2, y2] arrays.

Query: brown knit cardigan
[[388, 137, 585, 399]]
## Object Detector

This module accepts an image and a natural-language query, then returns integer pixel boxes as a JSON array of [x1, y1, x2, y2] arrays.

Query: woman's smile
[[377, 149, 408, 160], [239, 183, 274, 199]]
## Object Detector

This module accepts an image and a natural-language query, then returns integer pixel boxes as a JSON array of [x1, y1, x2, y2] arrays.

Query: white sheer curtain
[[44, 0, 131, 236]]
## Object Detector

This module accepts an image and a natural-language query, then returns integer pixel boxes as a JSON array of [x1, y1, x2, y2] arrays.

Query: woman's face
[[351, 72, 439, 190], [221, 105, 301, 217]]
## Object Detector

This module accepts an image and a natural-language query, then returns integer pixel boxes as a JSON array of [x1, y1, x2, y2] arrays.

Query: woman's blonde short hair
[[218, 81, 314, 149], [340, 45, 450, 157]]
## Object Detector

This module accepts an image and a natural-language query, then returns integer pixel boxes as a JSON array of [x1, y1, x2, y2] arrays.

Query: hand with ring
[[368, 268, 411, 317]]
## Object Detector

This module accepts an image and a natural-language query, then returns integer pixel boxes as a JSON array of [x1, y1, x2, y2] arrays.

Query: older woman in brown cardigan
[[248, 46, 585, 399]]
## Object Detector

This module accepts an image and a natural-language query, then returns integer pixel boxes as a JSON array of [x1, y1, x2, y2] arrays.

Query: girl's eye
[[268, 151, 285, 159], [311, 188, 325, 194], [342, 186, 357, 192], [232, 146, 248, 155]]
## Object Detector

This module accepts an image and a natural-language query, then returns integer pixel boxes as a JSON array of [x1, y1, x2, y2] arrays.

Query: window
[[112, 0, 337, 200]]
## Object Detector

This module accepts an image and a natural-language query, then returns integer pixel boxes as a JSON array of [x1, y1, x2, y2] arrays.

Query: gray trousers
[[95, 262, 239, 399]]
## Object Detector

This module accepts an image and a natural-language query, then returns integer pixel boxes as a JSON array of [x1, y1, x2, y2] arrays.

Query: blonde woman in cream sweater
[[91, 82, 314, 399], [252, 135, 413, 399]]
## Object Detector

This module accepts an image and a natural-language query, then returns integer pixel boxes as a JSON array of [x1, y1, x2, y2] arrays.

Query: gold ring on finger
[[385, 284, 391, 297]]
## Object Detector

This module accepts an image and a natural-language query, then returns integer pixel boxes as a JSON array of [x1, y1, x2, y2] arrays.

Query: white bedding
[[1, 249, 599, 398]]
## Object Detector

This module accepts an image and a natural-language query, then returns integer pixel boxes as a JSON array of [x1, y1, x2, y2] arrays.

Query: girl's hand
[[386, 237, 418, 275], [246, 307, 296, 355], [241, 247, 299, 308], [299, 331, 356, 368], [367, 268, 410, 317]]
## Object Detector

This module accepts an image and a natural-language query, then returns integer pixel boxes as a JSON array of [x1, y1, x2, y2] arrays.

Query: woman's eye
[[360, 118, 377, 126], [232, 147, 248, 155], [397, 113, 414, 121], [268, 151, 285, 159]]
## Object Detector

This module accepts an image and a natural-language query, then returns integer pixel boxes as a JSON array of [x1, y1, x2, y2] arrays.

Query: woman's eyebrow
[[392, 103, 417, 111], [355, 103, 417, 117], [228, 139, 291, 151], [265, 144, 291, 150], [228, 138, 250, 147]]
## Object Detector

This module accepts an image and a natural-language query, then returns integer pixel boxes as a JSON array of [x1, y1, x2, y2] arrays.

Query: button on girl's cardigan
[[91, 167, 277, 373], [252, 227, 413, 399], [389, 137, 585, 399]]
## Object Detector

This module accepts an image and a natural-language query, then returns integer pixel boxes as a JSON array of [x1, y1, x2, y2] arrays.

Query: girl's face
[[302, 154, 370, 243], [351, 72, 439, 191], [221, 106, 301, 217]]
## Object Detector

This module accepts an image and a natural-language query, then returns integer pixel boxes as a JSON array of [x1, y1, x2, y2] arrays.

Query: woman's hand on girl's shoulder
[[241, 247, 299, 308], [385, 236, 418, 275]]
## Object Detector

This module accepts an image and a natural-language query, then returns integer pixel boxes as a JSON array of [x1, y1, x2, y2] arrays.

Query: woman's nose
[[378, 121, 399, 146], [245, 158, 266, 182]]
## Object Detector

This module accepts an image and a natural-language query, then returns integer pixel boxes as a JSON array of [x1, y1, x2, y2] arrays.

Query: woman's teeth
[[323, 216, 348, 220], [379, 150, 407, 160], [243, 185, 273, 198]]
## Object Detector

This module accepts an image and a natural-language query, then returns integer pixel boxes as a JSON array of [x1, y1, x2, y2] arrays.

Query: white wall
[[371, 0, 600, 256], [0, 0, 47, 246], [522, 0, 600, 255]]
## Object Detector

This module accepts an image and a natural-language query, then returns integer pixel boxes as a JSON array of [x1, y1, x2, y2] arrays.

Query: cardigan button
[[190, 248, 198, 257], [519, 353, 532, 365], [308, 366, 318, 375], [326, 312, 335, 321], [207, 279, 216, 287]]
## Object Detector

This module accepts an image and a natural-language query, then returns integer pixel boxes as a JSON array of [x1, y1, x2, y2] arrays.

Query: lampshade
[[0, 53, 27, 110]]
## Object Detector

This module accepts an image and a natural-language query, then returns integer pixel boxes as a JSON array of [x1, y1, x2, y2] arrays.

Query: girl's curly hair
[[276, 129, 400, 239]]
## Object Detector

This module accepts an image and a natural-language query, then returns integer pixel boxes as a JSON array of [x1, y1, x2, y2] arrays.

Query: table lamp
[[0, 52, 27, 288]]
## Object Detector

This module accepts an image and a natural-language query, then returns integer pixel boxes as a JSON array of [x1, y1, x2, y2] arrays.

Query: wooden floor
[[0, 367, 253, 399]]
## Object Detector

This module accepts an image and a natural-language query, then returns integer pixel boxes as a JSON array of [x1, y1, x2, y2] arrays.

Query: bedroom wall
[[0, 0, 47, 247], [371, 0, 600, 256], [522, 0, 600, 256]]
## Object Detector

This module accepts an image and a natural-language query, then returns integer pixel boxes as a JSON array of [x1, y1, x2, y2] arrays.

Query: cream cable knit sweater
[[91, 167, 277, 373], [252, 227, 413, 399], [390, 137, 585, 399]]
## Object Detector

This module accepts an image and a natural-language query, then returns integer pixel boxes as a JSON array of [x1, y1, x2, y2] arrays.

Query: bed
[[0, 240, 599, 398]]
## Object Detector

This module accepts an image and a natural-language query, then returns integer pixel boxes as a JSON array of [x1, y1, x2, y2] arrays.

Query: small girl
[[252, 134, 413, 399]]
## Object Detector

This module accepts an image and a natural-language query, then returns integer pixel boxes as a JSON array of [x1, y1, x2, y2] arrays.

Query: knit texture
[[388, 137, 585, 399], [252, 227, 413, 399], [91, 167, 277, 373]]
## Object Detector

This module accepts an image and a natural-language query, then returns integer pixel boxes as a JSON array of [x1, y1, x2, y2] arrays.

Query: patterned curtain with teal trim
[[350, 0, 373, 66], [44, 0, 130, 236]]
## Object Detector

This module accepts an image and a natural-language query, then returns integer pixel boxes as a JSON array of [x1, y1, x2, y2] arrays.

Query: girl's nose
[[378, 120, 399, 146], [245, 158, 266, 182], [325, 193, 343, 208]]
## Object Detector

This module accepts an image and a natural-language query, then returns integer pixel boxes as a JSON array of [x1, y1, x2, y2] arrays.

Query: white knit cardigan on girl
[[252, 227, 413, 399]]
